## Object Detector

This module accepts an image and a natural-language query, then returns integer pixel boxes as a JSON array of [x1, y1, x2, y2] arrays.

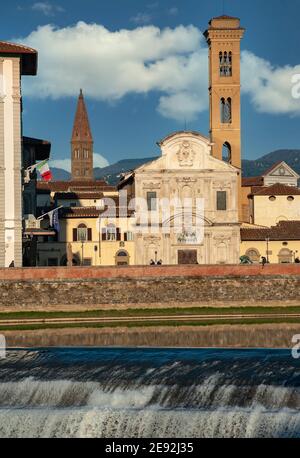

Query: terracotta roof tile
[[254, 183, 300, 196], [242, 176, 264, 187], [61, 206, 134, 218], [36, 180, 116, 193], [241, 220, 300, 241]]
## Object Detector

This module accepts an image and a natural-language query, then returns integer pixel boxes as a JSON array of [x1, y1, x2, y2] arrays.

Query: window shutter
[[124, 232, 128, 242], [88, 228, 92, 241], [73, 228, 77, 242], [102, 229, 107, 241], [117, 228, 121, 241]]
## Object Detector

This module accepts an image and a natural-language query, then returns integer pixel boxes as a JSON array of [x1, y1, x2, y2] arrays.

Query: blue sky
[[2, 0, 300, 169]]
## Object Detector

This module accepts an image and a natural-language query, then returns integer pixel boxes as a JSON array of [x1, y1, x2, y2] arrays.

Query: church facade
[[132, 131, 240, 265]]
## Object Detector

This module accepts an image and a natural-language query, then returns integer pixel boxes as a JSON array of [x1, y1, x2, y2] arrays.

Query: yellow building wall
[[253, 195, 300, 227], [38, 216, 135, 266], [241, 240, 300, 264]]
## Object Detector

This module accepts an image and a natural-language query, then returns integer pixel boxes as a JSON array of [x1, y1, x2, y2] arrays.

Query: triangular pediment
[[263, 161, 299, 179]]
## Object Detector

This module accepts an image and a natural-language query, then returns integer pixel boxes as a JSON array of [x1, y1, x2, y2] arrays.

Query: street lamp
[[79, 232, 86, 266], [265, 237, 270, 264]]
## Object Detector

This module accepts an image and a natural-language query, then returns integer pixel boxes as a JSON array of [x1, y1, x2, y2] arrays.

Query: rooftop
[[241, 220, 300, 241], [253, 183, 300, 196], [0, 40, 37, 75]]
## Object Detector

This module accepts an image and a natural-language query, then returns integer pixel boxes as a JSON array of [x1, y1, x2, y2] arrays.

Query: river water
[[0, 347, 299, 438]]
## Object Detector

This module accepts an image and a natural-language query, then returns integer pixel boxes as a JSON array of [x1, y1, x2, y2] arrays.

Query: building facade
[[0, 41, 38, 267]]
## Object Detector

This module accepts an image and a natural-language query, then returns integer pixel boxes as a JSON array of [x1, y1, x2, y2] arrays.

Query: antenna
[[184, 119, 187, 131]]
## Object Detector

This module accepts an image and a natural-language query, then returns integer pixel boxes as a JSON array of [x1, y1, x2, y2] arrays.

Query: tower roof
[[71, 89, 93, 143]]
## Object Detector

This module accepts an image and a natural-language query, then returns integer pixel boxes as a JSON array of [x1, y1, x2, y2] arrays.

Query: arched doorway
[[60, 253, 80, 266], [278, 248, 293, 264], [115, 250, 130, 266]]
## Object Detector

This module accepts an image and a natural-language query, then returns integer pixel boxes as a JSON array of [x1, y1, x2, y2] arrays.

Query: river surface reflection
[[3, 323, 300, 348]]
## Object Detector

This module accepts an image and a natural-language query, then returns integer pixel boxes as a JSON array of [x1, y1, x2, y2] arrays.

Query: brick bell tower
[[204, 16, 245, 217], [71, 89, 94, 180]]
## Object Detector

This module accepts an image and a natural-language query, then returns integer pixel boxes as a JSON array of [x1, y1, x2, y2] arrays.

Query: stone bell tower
[[204, 16, 245, 170], [71, 89, 94, 181]]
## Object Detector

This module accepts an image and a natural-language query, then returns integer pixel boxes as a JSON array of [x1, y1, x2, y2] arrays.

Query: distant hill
[[51, 149, 300, 183], [51, 167, 71, 181], [242, 149, 300, 177], [94, 157, 157, 184]]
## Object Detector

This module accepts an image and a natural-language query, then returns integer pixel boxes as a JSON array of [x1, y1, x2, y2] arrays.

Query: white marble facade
[[133, 131, 240, 265]]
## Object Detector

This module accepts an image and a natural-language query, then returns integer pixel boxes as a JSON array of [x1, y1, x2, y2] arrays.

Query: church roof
[[71, 89, 93, 143]]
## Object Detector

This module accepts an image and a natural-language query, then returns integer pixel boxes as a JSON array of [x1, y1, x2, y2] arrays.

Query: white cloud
[[241, 51, 300, 116], [31, 2, 64, 16], [51, 158, 71, 171], [51, 153, 109, 171], [17, 22, 300, 122], [18, 22, 207, 122], [93, 153, 109, 168]]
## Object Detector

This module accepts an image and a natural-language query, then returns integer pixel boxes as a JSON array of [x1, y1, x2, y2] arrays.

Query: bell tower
[[204, 16, 245, 170], [71, 89, 94, 181]]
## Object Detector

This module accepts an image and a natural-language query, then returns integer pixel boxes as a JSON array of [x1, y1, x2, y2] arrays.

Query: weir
[[0, 348, 299, 438]]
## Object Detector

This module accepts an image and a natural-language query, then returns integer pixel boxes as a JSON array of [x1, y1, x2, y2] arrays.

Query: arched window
[[77, 223, 88, 242], [221, 98, 232, 123], [219, 51, 232, 77], [245, 248, 261, 264], [222, 142, 232, 163], [115, 250, 130, 266]]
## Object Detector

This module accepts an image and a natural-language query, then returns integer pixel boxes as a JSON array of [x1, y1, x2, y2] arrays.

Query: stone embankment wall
[[0, 265, 299, 308]]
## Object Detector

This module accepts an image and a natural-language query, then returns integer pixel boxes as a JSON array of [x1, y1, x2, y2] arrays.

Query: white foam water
[[0, 348, 299, 438]]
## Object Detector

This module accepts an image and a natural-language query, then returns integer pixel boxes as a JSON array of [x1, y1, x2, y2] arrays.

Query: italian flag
[[37, 160, 52, 181]]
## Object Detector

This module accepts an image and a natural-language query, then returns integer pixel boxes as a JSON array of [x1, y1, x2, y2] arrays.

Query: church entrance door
[[178, 250, 198, 265]]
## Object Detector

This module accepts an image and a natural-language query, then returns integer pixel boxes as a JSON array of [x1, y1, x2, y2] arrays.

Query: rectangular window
[[83, 258, 92, 266], [124, 231, 134, 241], [47, 258, 58, 266], [147, 192, 157, 211], [217, 191, 227, 211]]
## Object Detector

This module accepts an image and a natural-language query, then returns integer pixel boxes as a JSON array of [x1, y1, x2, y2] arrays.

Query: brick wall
[[0, 263, 300, 281], [0, 264, 300, 308]]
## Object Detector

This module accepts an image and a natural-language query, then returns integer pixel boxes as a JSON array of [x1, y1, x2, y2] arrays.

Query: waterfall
[[0, 348, 299, 438]]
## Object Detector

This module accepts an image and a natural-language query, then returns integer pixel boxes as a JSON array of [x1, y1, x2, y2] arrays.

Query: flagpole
[[37, 205, 64, 221]]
